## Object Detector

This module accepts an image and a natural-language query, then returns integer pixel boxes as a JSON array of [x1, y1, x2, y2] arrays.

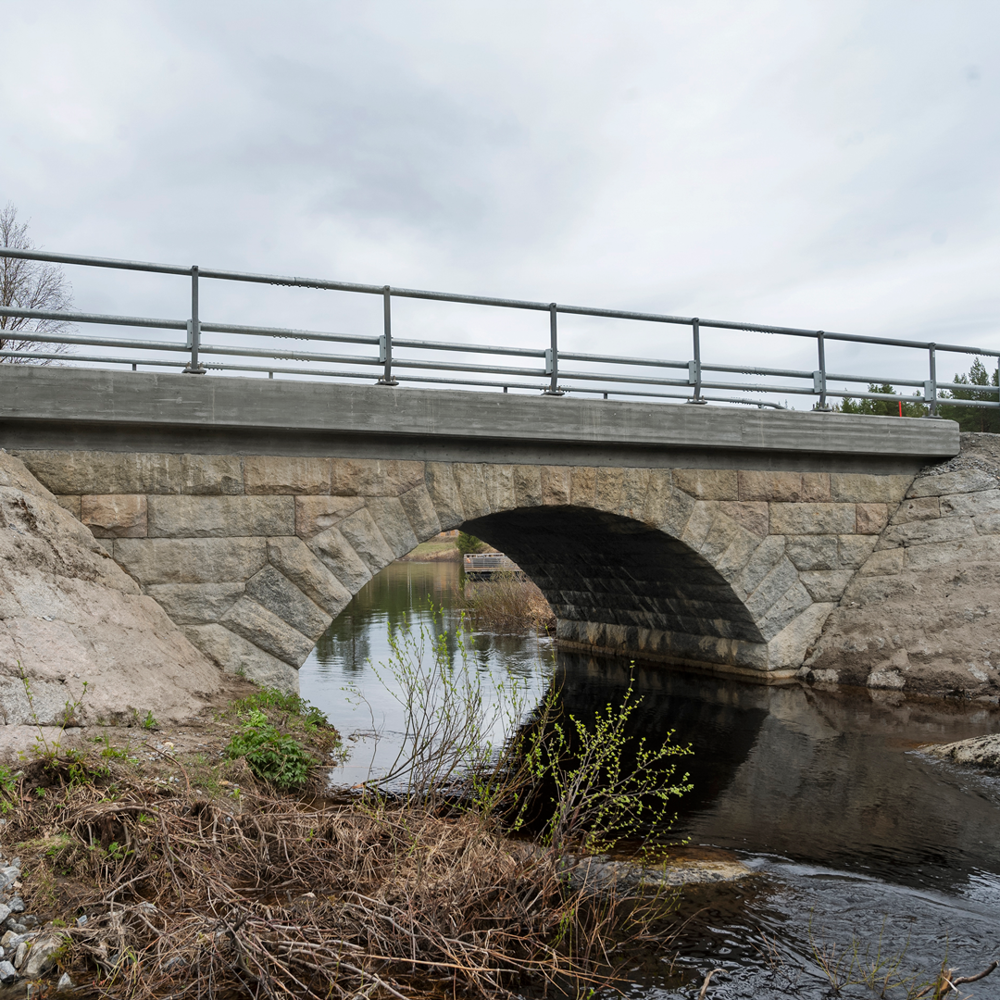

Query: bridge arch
[[13, 451, 909, 690]]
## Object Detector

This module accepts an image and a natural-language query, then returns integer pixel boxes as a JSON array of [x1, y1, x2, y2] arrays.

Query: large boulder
[[802, 433, 1000, 699], [0, 450, 223, 728]]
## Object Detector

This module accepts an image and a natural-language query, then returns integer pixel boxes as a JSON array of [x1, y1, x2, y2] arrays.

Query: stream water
[[300, 560, 1000, 999]]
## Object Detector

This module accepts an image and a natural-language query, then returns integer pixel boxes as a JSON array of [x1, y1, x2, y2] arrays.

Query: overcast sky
[[2, 1, 998, 398]]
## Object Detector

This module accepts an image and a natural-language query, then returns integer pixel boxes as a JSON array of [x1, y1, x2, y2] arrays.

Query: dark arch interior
[[462, 506, 763, 646]]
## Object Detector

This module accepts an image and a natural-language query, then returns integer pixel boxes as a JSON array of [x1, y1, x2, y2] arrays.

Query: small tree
[[0, 203, 73, 364], [938, 358, 1000, 432], [839, 383, 926, 417]]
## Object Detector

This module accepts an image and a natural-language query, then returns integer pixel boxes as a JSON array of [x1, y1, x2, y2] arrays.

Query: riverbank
[[0, 690, 700, 998]]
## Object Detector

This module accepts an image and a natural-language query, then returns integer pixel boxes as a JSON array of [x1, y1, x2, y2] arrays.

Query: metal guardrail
[[1, 247, 998, 413]]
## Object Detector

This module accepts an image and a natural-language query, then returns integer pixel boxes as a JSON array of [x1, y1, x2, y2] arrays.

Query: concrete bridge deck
[[0, 366, 969, 693]]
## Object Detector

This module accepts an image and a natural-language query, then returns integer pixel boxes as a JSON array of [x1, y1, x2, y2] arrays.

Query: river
[[300, 560, 1000, 999]]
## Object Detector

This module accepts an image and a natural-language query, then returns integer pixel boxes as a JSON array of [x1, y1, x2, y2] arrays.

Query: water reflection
[[300, 562, 1000, 998]]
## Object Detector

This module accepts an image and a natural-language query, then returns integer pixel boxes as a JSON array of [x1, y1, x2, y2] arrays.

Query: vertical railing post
[[543, 302, 563, 395], [924, 344, 939, 417], [812, 330, 831, 410], [377, 285, 398, 385], [183, 265, 206, 374], [686, 317, 707, 403]]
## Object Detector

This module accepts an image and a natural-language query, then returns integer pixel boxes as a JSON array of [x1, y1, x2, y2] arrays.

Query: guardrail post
[[812, 330, 831, 410], [543, 302, 564, 395], [183, 265, 206, 374], [924, 344, 939, 417], [686, 317, 707, 404], [377, 285, 398, 386]]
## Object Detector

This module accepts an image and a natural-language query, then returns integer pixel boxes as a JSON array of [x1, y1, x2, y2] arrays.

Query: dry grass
[[460, 572, 556, 634], [6, 749, 677, 1000]]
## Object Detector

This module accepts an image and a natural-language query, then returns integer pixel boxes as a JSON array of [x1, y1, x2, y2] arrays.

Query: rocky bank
[[802, 433, 1000, 699], [0, 450, 224, 733]]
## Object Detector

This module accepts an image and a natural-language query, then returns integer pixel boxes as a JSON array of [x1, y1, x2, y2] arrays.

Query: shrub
[[225, 709, 315, 791]]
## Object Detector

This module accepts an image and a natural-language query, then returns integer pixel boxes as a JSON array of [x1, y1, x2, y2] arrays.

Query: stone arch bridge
[[0, 367, 965, 692]]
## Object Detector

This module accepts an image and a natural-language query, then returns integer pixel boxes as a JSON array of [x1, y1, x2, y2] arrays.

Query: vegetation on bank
[[836, 357, 1000, 429], [1, 625, 695, 999]]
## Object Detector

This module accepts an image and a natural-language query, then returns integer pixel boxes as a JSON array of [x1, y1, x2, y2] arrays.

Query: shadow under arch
[[462, 505, 766, 668]]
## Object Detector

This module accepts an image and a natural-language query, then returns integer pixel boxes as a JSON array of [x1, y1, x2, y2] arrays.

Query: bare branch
[[0, 202, 75, 365]]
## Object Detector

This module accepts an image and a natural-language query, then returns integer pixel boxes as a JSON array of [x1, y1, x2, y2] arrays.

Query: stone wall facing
[[12, 449, 921, 691]]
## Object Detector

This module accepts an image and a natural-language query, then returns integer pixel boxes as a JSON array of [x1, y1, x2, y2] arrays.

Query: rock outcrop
[[802, 433, 1000, 699], [0, 451, 223, 727]]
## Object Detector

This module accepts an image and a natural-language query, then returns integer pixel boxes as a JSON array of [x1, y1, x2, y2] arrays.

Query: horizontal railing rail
[[1, 247, 998, 414]]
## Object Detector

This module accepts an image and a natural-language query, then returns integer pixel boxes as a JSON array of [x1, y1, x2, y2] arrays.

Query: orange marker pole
[[898, 400, 903, 417]]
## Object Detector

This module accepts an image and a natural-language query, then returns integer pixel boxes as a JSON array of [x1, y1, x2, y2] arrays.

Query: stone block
[[19, 451, 244, 495], [513, 464, 543, 508], [541, 466, 572, 506], [905, 537, 1000, 570], [714, 526, 765, 579], [184, 623, 298, 691], [837, 534, 878, 568], [308, 526, 374, 593], [798, 570, 854, 602], [594, 467, 625, 513], [856, 503, 889, 535], [620, 468, 651, 520], [698, 511, 744, 563], [719, 501, 769, 537], [266, 536, 351, 616], [366, 496, 419, 559], [673, 468, 738, 500], [0, 451, 54, 497], [769, 502, 857, 535], [640, 470, 673, 527], [653, 486, 696, 540], [569, 466, 597, 507], [940, 489, 1000, 517], [337, 508, 397, 574], [737, 470, 830, 502], [482, 464, 516, 512], [81, 495, 147, 538], [424, 463, 465, 529], [144, 583, 244, 624], [829, 473, 913, 503], [745, 556, 800, 620], [878, 517, 976, 548], [758, 580, 814, 641], [680, 502, 720, 550], [452, 464, 491, 519], [735, 535, 786, 597], [766, 602, 836, 670], [785, 534, 840, 571], [891, 496, 940, 523], [907, 468, 999, 498], [294, 496, 365, 539], [114, 537, 268, 585], [856, 548, 905, 576], [330, 458, 424, 497], [221, 596, 314, 666], [244, 565, 329, 639], [147, 496, 293, 538], [398, 485, 441, 541], [54, 495, 81, 519], [244, 456, 331, 495], [974, 513, 1000, 535]]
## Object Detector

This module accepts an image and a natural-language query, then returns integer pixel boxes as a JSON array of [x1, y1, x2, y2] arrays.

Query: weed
[[225, 709, 314, 791], [140, 710, 157, 731], [228, 688, 330, 732]]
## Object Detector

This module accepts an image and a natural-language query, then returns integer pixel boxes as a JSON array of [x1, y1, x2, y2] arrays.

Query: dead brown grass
[[460, 573, 556, 634], [6, 750, 675, 999]]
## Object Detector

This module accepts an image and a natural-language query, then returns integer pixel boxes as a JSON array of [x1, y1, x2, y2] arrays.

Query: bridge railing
[[1, 247, 998, 413]]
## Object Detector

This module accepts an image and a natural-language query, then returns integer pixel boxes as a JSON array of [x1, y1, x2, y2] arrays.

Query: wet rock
[[0, 960, 16, 984], [5, 920, 27, 935], [0, 905, 11, 926], [924, 733, 1000, 771], [8, 897, 24, 913], [0, 867, 20, 889]]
